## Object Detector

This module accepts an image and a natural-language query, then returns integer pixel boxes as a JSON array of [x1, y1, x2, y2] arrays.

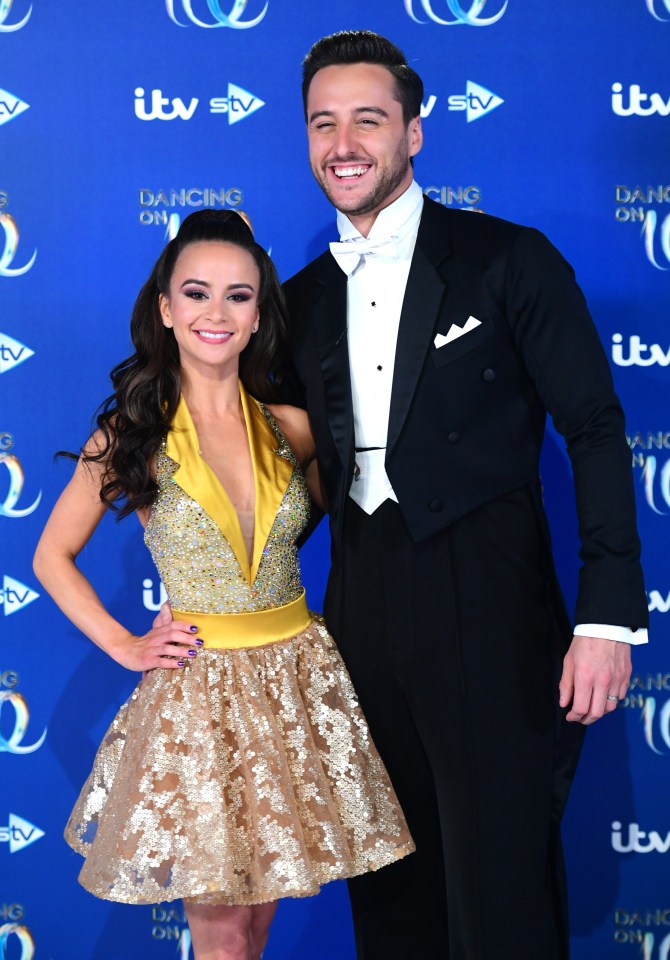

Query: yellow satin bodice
[[144, 383, 310, 616]]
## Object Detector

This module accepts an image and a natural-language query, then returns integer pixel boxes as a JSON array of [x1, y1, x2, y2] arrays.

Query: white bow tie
[[329, 235, 400, 276]]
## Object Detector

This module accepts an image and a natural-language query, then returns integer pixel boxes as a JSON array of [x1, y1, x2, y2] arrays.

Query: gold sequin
[[64, 403, 414, 904]]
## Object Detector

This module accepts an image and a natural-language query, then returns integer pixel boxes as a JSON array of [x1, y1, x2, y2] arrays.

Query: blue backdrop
[[1, 2, 668, 957]]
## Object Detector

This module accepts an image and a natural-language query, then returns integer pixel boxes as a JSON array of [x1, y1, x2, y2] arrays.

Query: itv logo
[[135, 83, 264, 125]]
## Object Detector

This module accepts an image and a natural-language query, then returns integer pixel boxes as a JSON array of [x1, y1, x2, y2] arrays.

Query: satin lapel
[[166, 394, 251, 580], [311, 258, 354, 472], [240, 386, 294, 584], [387, 201, 451, 454]]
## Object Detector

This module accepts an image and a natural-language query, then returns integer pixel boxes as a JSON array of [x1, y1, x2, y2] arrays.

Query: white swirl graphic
[[0, 454, 41, 518], [642, 210, 670, 270], [0, 692, 47, 754], [404, 0, 507, 25], [0, 0, 32, 33], [166, 0, 268, 29], [0, 214, 36, 277], [0, 925, 34, 960], [646, 0, 670, 21]]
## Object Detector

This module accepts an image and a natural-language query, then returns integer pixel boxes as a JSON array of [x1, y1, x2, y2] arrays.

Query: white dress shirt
[[332, 181, 647, 645], [335, 179, 423, 514]]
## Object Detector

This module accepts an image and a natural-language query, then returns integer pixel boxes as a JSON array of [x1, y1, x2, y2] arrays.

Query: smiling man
[[283, 30, 648, 960]]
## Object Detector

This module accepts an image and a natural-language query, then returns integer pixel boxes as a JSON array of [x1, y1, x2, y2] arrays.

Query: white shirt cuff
[[574, 623, 649, 645]]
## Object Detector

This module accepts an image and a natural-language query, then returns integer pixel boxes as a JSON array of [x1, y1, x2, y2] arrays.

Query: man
[[283, 30, 648, 960]]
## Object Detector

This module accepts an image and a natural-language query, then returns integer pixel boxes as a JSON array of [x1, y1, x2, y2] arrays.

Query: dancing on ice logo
[[0, 434, 41, 518], [0, 213, 36, 277], [615, 911, 670, 952], [0, 0, 31, 32], [150, 905, 192, 956], [0, 923, 34, 960], [642, 210, 670, 269], [614, 186, 670, 269], [0, 691, 46, 755], [404, 0, 507, 25], [646, 0, 670, 20], [620, 670, 670, 754], [166, 0, 268, 29]]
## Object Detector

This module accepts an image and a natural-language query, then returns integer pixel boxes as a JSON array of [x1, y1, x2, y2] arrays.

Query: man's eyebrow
[[308, 106, 390, 123]]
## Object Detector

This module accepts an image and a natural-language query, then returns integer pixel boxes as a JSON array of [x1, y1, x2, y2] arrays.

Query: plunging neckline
[[191, 405, 256, 521], [165, 382, 295, 586]]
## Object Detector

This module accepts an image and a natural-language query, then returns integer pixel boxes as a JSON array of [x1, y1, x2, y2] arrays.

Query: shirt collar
[[336, 180, 424, 246]]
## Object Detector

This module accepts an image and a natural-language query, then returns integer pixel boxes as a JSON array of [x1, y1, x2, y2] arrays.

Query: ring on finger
[[606, 694, 619, 703]]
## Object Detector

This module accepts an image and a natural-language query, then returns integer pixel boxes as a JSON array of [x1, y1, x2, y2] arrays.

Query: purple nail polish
[[177, 660, 186, 667], [188, 649, 197, 657], [195, 639, 204, 647], [189, 625, 198, 633]]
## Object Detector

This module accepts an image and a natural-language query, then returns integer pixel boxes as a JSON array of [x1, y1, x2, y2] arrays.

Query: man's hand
[[559, 635, 631, 724]]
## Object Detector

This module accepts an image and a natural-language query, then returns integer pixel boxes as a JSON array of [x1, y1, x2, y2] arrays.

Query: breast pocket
[[431, 315, 497, 368]]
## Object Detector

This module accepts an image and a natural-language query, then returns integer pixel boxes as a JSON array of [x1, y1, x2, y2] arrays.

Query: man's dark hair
[[302, 30, 424, 125]]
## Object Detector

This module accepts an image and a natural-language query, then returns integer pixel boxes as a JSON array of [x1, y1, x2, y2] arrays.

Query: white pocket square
[[434, 315, 482, 350]]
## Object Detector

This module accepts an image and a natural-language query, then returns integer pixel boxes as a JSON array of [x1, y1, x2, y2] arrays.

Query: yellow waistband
[[173, 591, 312, 650]]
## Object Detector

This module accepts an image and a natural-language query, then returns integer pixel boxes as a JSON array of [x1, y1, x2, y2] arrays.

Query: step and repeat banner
[[1, 1, 668, 957]]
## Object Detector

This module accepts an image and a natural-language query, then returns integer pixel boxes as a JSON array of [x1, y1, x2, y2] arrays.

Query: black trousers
[[328, 496, 584, 960]]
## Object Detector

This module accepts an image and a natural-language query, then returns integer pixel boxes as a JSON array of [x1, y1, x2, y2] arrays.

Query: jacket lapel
[[311, 256, 354, 473], [387, 198, 451, 454]]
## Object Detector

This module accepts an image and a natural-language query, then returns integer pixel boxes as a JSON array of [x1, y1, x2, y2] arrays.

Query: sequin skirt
[[65, 616, 414, 905]]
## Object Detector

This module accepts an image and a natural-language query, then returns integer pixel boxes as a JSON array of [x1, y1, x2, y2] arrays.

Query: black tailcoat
[[283, 196, 648, 960]]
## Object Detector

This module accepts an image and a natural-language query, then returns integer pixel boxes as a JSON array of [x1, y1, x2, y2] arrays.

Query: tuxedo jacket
[[283, 197, 648, 633]]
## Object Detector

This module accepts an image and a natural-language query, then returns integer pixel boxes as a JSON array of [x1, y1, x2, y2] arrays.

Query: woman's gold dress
[[64, 385, 414, 905]]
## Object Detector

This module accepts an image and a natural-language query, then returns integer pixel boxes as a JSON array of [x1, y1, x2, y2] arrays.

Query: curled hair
[[302, 30, 424, 125], [83, 209, 288, 518]]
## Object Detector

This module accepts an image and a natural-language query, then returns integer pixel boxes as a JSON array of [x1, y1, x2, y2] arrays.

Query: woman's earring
[[252, 323, 259, 333]]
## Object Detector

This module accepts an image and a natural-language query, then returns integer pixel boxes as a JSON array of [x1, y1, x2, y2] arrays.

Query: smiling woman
[[32, 210, 414, 960], [158, 241, 261, 383]]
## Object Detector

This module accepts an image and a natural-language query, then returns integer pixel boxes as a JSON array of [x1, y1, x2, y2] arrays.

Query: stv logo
[[0, 333, 34, 374], [0, 575, 39, 616], [0, 89, 29, 129], [448, 81, 504, 122], [0, 814, 44, 854]]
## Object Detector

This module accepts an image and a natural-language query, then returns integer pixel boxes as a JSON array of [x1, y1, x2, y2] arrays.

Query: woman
[[33, 210, 413, 960]]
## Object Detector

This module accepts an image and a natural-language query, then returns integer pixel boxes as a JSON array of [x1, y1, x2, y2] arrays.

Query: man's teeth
[[198, 330, 230, 340], [333, 165, 368, 178]]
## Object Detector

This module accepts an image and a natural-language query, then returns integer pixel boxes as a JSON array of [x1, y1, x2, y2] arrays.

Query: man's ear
[[409, 115, 423, 159]]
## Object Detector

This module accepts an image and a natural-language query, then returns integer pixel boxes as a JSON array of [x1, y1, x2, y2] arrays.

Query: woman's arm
[[33, 438, 198, 671], [266, 404, 328, 511]]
